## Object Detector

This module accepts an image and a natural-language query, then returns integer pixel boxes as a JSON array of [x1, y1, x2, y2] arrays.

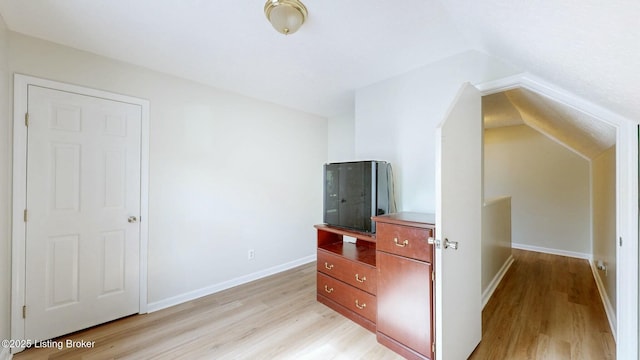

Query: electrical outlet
[[596, 260, 608, 276], [248, 248, 255, 260]]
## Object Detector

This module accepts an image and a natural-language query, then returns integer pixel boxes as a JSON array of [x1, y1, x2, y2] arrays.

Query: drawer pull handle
[[355, 300, 366, 310], [394, 237, 409, 247], [324, 285, 334, 293], [355, 274, 366, 283], [324, 262, 334, 270]]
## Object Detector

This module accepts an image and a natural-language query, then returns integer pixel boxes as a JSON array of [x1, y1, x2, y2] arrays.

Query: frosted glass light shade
[[264, 0, 308, 35]]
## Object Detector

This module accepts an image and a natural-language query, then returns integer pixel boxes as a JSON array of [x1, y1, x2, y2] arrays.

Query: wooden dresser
[[315, 224, 377, 332], [374, 212, 436, 360], [315, 212, 436, 360]]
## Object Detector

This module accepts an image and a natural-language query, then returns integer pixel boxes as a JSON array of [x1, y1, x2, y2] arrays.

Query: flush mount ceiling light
[[264, 0, 308, 35]]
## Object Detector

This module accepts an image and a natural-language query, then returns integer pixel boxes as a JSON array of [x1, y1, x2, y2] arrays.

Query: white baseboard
[[512, 243, 591, 260], [1, 347, 12, 360], [589, 261, 617, 340], [147, 255, 316, 312], [482, 255, 514, 309]]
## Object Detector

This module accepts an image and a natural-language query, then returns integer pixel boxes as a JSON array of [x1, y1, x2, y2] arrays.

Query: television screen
[[323, 161, 394, 233]]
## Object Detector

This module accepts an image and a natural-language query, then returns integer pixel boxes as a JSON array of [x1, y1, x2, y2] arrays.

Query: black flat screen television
[[323, 160, 396, 233]]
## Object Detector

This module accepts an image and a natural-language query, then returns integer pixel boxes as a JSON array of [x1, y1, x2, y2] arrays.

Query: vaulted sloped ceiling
[[483, 88, 616, 160], [440, 0, 640, 122]]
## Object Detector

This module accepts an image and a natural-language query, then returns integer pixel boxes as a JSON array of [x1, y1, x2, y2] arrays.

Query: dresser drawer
[[317, 250, 377, 294], [317, 272, 377, 322], [376, 223, 433, 262]]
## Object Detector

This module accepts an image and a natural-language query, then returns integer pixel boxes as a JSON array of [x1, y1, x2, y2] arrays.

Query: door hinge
[[432, 270, 434, 282], [25, 112, 29, 127], [22, 305, 26, 319], [23, 209, 28, 222], [432, 342, 435, 354]]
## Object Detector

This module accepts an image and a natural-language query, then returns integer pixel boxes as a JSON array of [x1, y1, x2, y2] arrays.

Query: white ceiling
[[0, 0, 469, 117], [483, 89, 616, 160], [0, 0, 637, 122], [440, 0, 640, 122]]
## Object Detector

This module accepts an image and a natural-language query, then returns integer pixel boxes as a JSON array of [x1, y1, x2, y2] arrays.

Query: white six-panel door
[[24, 85, 142, 342]]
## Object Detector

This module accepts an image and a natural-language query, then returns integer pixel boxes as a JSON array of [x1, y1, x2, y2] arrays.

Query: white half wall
[[354, 50, 519, 212], [591, 146, 616, 320], [0, 14, 12, 350], [7, 32, 327, 306], [484, 125, 591, 254], [482, 196, 513, 305]]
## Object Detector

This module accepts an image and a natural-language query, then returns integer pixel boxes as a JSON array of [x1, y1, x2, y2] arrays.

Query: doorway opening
[[479, 84, 619, 356]]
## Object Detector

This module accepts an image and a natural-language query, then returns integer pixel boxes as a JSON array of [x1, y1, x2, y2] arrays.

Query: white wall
[[484, 125, 591, 256], [354, 50, 518, 211], [0, 14, 11, 352], [482, 196, 512, 299], [592, 146, 616, 315], [7, 32, 327, 308], [327, 113, 355, 162]]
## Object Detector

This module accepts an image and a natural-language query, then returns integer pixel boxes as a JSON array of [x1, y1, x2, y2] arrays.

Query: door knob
[[128, 216, 138, 223], [444, 238, 459, 250]]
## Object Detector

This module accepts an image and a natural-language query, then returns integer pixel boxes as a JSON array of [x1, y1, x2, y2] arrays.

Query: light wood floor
[[14, 262, 401, 360], [15, 249, 614, 359]]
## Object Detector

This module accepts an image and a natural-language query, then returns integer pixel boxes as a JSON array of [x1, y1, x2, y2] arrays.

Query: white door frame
[[10, 74, 150, 352], [476, 73, 638, 359]]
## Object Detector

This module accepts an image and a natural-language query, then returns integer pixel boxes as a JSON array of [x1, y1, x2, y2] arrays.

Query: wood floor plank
[[15, 249, 614, 359], [14, 263, 401, 360], [470, 249, 615, 360]]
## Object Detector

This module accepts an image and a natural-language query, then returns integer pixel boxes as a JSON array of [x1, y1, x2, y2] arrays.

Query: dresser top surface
[[372, 212, 436, 228]]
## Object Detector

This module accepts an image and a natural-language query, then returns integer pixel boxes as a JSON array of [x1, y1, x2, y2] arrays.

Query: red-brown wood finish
[[376, 252, 433, 359], [318, 239, 377, 267], [315, 213, 435, 359], [372, 212, 436, 228], [378, 332, 433, 360], [317, 273, 377, 323], [373, 212, 435, 360], [316, 295, 376, 333], [315, 224, 375, 245], [317, 250, 377, 294], [376, 223, 433, 262], [315, 225, 378, 332]]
